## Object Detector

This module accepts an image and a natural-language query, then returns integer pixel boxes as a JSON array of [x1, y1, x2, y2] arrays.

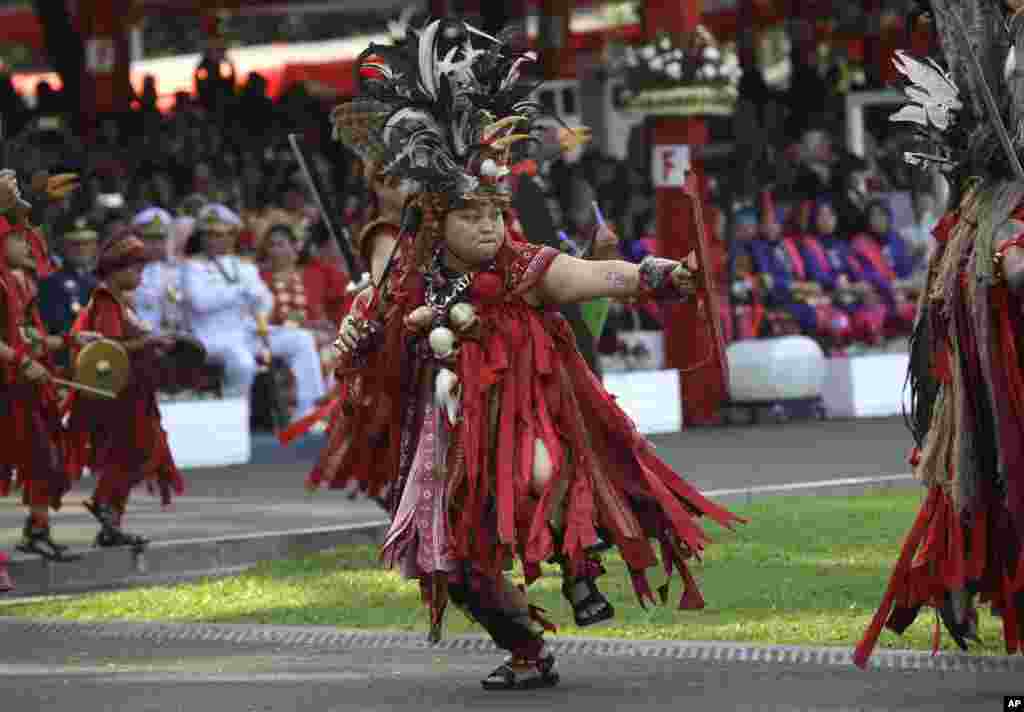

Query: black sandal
[[16, 523, 81, 563], [94, 528, 149, 549], [85, 501, 149, 549], [481, 651, 559, 690], [562, 576, 615, 627]]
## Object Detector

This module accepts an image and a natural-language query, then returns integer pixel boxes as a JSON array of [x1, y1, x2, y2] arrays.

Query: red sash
[[779, 238, 807, 280], [852, 234, 895, 281], [799, 236, 832, 277]]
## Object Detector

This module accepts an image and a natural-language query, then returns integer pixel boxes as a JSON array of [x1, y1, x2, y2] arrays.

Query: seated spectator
[[298, 221, 352, 324], [180, 204, 326, 420], [37, 218, 100, 361], [258, 223, 343, 378], [133, 207, 187, 334], [790, 127, 837, 203], [831, 155, 872, 236], [798, 200, 888, 349], [851, 198, 919, 339], [900, 188, 941, 265], [753, 193, 849, 350], [725, 206, 764, 342]]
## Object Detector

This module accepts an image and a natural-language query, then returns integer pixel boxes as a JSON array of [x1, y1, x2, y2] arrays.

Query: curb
[[0, 475, 919, 599], [1, 618, 1020, 674], [3, 520, 389, 598]]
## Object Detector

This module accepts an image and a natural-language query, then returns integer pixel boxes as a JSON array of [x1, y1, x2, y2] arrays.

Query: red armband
[[63, 331, 76, 350]]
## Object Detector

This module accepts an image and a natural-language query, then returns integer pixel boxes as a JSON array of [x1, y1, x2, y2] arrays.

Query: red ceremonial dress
[[311, 231, 743, 628]]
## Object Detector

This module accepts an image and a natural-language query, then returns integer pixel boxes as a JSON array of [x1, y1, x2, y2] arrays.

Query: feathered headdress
[[331, 18, 545, 203], [890, 0, 1024, 186]]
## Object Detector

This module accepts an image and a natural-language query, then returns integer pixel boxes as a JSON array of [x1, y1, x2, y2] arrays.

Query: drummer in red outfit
[[68, 229, 189, 548]]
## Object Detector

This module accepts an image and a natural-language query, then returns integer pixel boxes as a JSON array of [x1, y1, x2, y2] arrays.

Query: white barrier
[[727, 337, 827, 402], [601, 348, 911, 433], [158, 397, 251, 469], [601, 369, 683, 435], [821, 352, 911, 418]]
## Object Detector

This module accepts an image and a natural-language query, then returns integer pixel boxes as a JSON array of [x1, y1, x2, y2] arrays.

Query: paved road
[[1, 417, 912, 549], [0, 621, 1018, 712], [211, 416, 914, 498]]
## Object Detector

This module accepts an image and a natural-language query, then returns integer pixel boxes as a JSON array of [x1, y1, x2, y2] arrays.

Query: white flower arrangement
[[619, 26, 740, 118]]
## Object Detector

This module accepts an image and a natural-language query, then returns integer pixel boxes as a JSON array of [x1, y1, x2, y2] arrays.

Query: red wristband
[[63, 331, 76, 350]]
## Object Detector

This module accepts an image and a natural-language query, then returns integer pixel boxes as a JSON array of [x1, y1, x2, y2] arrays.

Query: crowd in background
[[0, 29, 947, 426]]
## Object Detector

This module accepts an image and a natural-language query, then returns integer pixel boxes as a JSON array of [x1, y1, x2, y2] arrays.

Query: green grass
[[0, 488, 1011, 654]]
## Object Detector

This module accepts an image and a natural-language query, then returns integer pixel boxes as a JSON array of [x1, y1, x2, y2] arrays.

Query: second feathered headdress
[[890, 0, 1024, 183]]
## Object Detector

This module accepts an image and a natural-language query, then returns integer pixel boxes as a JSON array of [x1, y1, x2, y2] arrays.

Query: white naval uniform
[[180, 254, 326, 418], [135, 260, 186, 333]]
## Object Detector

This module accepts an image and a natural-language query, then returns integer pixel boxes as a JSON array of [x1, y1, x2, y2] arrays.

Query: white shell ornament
[[435, 367, 462, 425], [448, 302, 478, 332], [405, 305, 434, 332], [429, 326, 457, 359], [479, 159, 499, 178]]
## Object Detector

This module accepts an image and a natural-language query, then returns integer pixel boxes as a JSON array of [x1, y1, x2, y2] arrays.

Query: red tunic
[[0, 266, 67, 506], [311, 233, 744, 620], [302, 257, 350, 325], [67, 286, 184, 506]]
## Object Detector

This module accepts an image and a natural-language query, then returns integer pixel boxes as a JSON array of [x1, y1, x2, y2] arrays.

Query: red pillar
[[645, 0, 727, 427], [539, 0, 571, 79], [80, 0, 133, 135]]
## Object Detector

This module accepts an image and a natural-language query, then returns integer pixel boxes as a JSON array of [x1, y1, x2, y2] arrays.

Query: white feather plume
[[890, 50, 962, 132], [418, 20, 442, 100]]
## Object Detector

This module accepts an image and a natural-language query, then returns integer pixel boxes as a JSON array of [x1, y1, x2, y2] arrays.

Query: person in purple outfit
[[725, 207, 766, 341], [798, 200, 888, 348], [745, 192, 850, 349], [851, 198, 921, 339]]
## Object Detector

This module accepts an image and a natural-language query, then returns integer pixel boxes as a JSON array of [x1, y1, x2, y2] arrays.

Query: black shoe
[[94, 527, 149, 549], [562, 576, 615, 627], [481, 650, 559, 690], [86, 500, 149, 549], [16, 522, 81, 562]]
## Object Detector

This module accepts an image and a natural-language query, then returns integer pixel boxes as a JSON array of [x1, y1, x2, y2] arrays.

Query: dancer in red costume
[[67, 230, 189, 548], [855, 0, 1024, 665], [0, 217, 77, 560], [0, 169, 99, 561], [317, 19, 743, 689]]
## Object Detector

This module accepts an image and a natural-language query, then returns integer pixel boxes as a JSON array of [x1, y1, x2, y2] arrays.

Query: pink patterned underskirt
[[380, 401, 455, 579]]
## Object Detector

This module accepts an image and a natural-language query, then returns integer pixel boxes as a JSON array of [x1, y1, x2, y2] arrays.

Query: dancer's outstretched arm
[[536, 253, 697, 306]]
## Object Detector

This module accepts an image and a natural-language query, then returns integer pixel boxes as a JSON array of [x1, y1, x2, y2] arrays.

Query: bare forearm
[[594, 261, 641, 298], [540, 257, 641, 304], [368, 232, 398, 285]]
